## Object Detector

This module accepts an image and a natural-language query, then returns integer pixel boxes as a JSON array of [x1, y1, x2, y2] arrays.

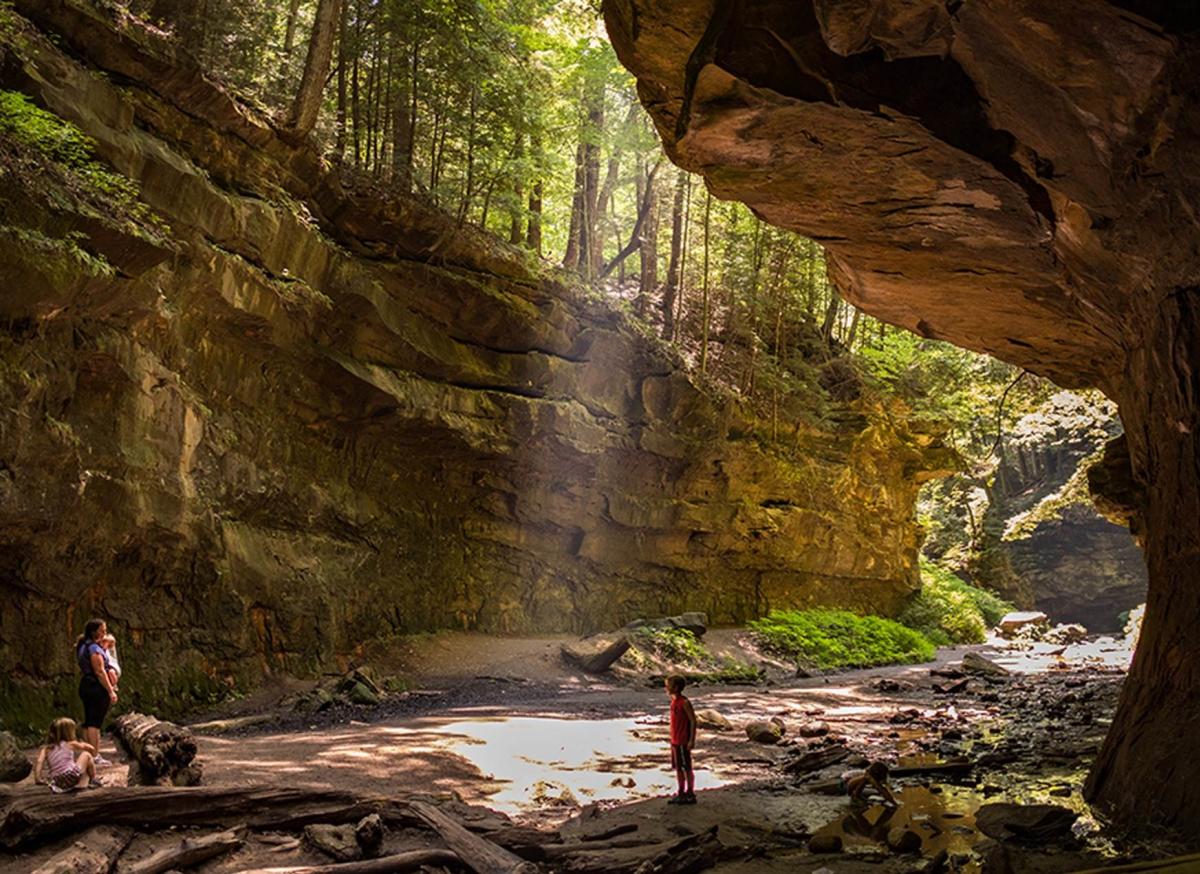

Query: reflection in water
[[813, 784, 983, 868], [382, 715, 728, 815]]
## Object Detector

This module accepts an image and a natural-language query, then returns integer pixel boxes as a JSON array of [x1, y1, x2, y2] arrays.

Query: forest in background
[[120, 0, 1125, 612]]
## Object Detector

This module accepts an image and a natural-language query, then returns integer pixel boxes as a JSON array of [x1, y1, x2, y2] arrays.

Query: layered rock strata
[[0, 2, 951, 733], [603, 0, 1200, 833]]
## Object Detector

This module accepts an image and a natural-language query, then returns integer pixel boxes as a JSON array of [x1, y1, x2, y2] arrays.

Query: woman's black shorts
[[79, 675, 110, 729]]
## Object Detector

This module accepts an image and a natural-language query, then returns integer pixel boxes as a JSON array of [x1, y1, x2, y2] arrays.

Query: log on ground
[[1, 785, 390, 851], [113, 713, 200, 786], [28, 825, 133, 874], [236, 848, 462, 874], [124, 826, 245, 874], [406, 800, 537, 874]]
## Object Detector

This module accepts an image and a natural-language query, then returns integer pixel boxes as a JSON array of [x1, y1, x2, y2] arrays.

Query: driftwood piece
[[407, 800, 537, 874], [1, 785, 389, 850], [113, 713, 200, 786], [236, 848, 462, 874], [556, 825, 722, 874], [188, 714, 277, 735], [783, 743, 849, 775], [124, 827, 245, 874], [29, 826, 133, 874], [889, 759, 974, 778]]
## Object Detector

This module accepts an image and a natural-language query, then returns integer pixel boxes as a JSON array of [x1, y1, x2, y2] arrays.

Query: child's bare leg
[[675, 767, 686, 796], [78, 751, 96, 784], [685, 768, 695, 795]]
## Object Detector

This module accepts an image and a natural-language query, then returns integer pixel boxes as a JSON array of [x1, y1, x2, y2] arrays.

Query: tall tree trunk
[[286, 0, 342, 140], [527, 187, 543, 256], [509, 132, 525, 245], [845, 306, 862, 349], [820, 286, 841, 342], [350, 0, 362, 166], [699, 191, 712, 375], [563, 143, 586, 269], [660, 170, 688, 340], [458, 85, 479, 224], [276, 0, 302, 97], [635, 159, 659, 319], [674, 175, 693, 339], [333, 0, 348, 162]]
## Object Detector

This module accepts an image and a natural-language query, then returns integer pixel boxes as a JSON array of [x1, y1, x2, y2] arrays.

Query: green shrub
[[631, 627, 708, 664], [898, 560, 1014, 645], [748, 609, 935, 669]]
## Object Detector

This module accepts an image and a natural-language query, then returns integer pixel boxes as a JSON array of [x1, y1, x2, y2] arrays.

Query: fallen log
[[113, 713, 200, 786], [783, 744, 849, 775], [188, 714, 277, 735], [889, 759, 974, 778], [236, 848, 462, 874], [1, 785, 389, 850], [29, 826, 132, 874], [556, 825, 722, 874], [407, 800, 537, 874], [125, 827, 245, 874]]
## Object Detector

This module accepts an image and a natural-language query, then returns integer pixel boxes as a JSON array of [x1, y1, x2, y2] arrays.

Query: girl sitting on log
[[33, 717, 103, 792]]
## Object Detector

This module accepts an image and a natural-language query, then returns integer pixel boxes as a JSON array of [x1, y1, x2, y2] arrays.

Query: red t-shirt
[[669, 696, 691, 745]]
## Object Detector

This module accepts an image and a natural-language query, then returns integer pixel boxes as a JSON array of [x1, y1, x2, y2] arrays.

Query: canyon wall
[[0, 1, 952, 735], [602, 0, 1200, 833]]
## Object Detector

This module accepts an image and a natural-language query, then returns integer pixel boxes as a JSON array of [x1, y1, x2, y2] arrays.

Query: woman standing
[[75, 618, 117, 764]]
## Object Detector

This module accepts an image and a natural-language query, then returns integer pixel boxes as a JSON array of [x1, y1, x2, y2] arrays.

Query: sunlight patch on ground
[[380, 714, 727, 815]]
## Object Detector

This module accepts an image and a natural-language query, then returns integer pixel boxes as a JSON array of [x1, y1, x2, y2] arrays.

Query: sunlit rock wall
[[0, 1, 951, 733]]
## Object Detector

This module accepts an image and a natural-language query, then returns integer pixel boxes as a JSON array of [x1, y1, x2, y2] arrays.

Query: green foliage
[[899, 560, 1013, 645], [0, 90, 164, 237], [748, 609, 935, 669], [632, 626, 707, 664]]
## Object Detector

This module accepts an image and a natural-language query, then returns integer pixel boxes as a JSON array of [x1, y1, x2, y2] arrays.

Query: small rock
[[355, 813, 384, 858], [1045, 623, 1088, 645], [347, 682, 381, 706], [695, 709, 733, 731], [797, 721, 830, 738], [0, 732, 32, 783], [998, 612, 1049, 638], [962, 652, 1010, 676], [886, 826, 923, 853], [305, 824, 361, 862], [746, 716, 786, 744], [807, 834, 843, 853]]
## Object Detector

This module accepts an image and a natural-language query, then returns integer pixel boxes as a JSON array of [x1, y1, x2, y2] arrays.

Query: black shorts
[[79, 675, 110, 729], [671, 744, 693, 772]]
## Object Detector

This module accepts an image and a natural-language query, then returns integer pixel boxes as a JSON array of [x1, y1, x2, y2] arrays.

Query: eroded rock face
[[970, 394, 1145, 630], [0, 2, 953, 733], [603, 0, 1200, 835]]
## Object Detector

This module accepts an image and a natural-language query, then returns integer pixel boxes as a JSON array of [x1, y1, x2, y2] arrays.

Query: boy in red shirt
[[665, 674, 697, 804]]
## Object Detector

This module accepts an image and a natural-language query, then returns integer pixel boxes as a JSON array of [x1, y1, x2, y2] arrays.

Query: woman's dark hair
[[75, 618, 106, 648]]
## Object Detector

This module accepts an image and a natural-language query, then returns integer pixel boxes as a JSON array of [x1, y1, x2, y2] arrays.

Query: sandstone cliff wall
[[0, 2, 950, 734]]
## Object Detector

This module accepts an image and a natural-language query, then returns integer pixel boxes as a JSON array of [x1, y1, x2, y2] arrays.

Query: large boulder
[[0, 732, 31, 783]]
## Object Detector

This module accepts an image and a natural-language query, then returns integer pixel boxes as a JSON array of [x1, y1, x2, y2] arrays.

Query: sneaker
[[666, 794, 685, 805], [94, 756, 112, 767], [87, 778, 105, 789], [681, 792, 698, 804]]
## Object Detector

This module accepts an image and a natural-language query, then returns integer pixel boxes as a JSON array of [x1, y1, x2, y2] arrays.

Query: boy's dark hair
[[666, 674, 687, 694], [866, 761, 890, 780]]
